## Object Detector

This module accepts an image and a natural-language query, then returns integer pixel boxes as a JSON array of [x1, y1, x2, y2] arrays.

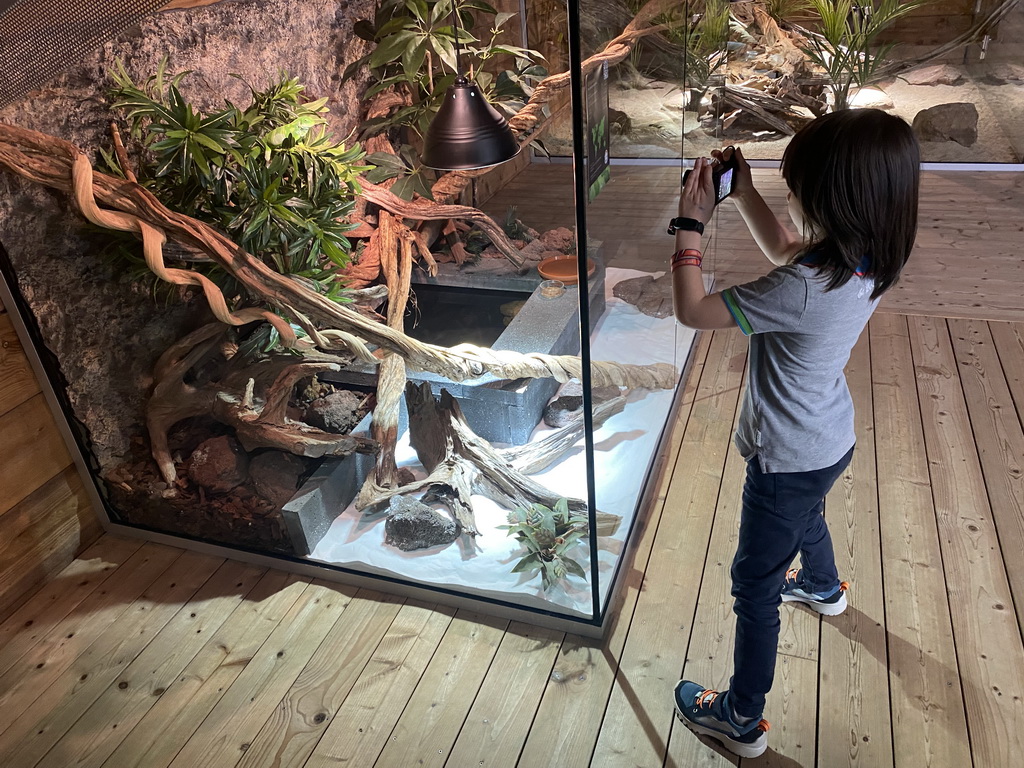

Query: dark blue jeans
[[728, 446, 854, 719]]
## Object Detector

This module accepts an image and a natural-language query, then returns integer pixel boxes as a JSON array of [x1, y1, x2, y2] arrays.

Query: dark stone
[[613, 273, 674, 318], [187, 436, 249, 494], [384, 497, 460, 551], [543, 383, 622, 428], [303, 390, 365, 434], [543, 395, 584, 428], [609, 107, 632, 135], [913, 103, 979, 148], [250, 451, 308, 509]]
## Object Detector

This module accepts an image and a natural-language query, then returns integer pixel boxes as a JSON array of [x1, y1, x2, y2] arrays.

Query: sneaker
[[780, 568, 849, 616], [673, 681, 770, 759]]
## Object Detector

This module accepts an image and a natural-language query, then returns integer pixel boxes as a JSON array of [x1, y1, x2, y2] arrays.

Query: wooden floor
[[483, 165, 1024, 322], [1, 313, 1023, 767]]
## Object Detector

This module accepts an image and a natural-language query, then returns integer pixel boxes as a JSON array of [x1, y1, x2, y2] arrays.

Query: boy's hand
[[679, 156, 715, 224], [711, 145, 754, 203]]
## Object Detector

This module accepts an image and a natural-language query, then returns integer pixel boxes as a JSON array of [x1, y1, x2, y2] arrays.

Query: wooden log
[[357, 211, 415, 507], [359, 384, 623, 538]]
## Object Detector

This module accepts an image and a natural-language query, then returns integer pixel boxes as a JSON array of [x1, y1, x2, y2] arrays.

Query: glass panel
[[0, 0, 601, 625], [963, 1, 1024, 162], [540, 0, 1024, 164]]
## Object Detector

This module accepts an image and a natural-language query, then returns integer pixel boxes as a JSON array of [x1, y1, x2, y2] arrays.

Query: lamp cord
[[451, 4, 464, 78]]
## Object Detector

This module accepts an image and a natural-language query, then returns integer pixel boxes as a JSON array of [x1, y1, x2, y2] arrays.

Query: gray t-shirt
[[721, 261, 878, 474]]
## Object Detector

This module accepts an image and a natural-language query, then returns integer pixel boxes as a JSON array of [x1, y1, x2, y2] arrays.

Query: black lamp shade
[[421, 77, 520, 170]]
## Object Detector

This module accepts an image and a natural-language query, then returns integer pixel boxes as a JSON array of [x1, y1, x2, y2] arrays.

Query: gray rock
[[543, 384, 622, 427], [613, 273, 675, 318], [609, 107, 632, 135], [187, 436, 249, 494], [384, 497, 460, 551], [250, 451, 307, 509], [543, 395, 584, 428], [913, 103, 979, 147], [902, 64, 963, 86], [304, 390, 364, 434], [984, 63, 1024, 84]]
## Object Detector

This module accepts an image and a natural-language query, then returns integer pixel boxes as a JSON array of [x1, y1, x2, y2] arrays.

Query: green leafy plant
[[765, 0, 815, 22], [802, 0, 934, 110], [362, 144, 437, 200], [500, 205, 532, 242], [341, 1, 547, 202], [346, 0, 546, 142], [656, 0, 730, 99], [104, 59, 369, 298], [501, 499, 588, 591]]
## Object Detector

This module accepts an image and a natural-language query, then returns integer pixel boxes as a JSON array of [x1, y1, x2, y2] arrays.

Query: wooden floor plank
[[870, 313, 971, 768], [0, 535, 141, 676], [0, 542, 182, 730], [0, 311, 40, 417], [0, 468, 100, 618], [35, 559, 266, 768], [371, 610, 509, 768], [909, 315, 1024, 768], [166, 580, 357, 768], [233, 589, 406, 768], [988, 321, 1024, 427], [6, 306, 1024, 768], [949, 319, 1024, 634], [591, 329, 746, 768], [445, 622, 564, 768], [0, 550, 223, 767], [102, 569, 310, 768], [0, 394, 72, 517], [757, 655, 818, 768], [817, 331, 893, 768], [664, 339, 748, 768], [515, 331, 713, 768], [304, 600, 456, 768]]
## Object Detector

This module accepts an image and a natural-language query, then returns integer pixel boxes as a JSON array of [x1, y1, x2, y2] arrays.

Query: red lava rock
[[250, 451, 308, 509], [187, 436, 250, 494]]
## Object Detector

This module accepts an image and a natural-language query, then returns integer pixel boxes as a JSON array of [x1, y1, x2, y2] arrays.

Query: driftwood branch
[[147, 323, 378, 483], [0, 121, 677, 391], [360, 384, 624, 538]]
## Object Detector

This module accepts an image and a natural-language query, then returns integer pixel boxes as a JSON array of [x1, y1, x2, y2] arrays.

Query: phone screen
[[717, 168, 735, 203]]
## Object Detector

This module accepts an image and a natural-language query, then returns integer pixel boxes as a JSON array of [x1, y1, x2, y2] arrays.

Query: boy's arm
[[672, 228, 734, 330], [712, 146, 803, 267], [731, 190, 804, 267], [671, 157, 737, 331]]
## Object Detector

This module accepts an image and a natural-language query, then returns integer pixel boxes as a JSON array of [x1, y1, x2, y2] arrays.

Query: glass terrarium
[[545, 0, 1024, 163], [0, 0, 700, 634]]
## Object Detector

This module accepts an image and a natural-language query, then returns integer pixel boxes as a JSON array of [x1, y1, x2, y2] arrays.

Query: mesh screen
[[0, 0, 169, 108]]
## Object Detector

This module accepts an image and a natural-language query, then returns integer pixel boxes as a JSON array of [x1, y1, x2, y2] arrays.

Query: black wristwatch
[[667, 217, 705, 236]]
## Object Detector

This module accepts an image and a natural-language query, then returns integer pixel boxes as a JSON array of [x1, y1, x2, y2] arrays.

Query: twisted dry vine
[[0, 122, 677, 484]]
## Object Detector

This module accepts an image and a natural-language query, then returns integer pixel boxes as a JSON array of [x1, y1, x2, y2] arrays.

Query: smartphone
[[682, 147, 738, 205]]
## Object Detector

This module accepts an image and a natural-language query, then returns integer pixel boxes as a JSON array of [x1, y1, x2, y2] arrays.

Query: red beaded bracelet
[[671, 248, 703, 270]]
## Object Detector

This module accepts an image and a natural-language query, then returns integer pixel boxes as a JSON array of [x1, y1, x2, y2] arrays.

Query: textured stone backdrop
[[0, 0, 376, 466]]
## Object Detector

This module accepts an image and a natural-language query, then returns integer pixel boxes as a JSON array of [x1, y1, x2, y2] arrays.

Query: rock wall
[[0, 0, 376, 467]]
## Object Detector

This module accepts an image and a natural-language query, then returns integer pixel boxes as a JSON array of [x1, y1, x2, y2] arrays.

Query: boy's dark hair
[[782, 108, 920, 300]]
